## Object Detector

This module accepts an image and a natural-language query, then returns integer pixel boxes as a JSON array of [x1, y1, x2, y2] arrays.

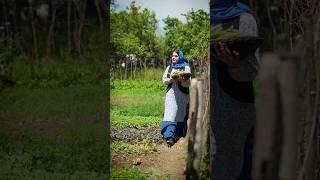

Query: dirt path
[[140, 138, 187, 179]]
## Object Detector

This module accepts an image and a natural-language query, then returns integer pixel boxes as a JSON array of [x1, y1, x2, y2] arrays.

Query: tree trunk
[[67, 0, 72, 54], [3, 0, 9, 41], [73, 0, 78, 55], [29, 0, 38, 62], [76, 0, 87, 55], [144, 58, 147, 80], [163, 58, 166, 69], [95, 0, 104, 31], [12, 0, 17, 34], [124, 60, 127, 80], [119, 61, 122, 81], [45, 2, 57, 62], [266, 0, 277, 49], [131, 59, 133, 80], [134, 61, 137, 79]]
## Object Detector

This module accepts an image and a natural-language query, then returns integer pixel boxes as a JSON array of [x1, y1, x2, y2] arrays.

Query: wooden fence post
[[186, 79, 199, 180], [253, 52, 298, 180], [193, 79, 204, 174], [278, 52, 299, 180], [186, 75, 210, 179]]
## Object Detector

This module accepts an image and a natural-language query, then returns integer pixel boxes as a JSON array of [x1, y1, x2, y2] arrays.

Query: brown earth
[[111, 138, 187, 179]]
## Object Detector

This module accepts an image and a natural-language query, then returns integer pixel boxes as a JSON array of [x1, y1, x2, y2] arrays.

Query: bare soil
[[111, 138, 187, 179]]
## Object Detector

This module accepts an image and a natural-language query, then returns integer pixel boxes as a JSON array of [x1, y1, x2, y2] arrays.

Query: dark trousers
[[238, 128, 254, 180]]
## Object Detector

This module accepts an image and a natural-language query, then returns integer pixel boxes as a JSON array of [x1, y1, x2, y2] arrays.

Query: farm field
[[0, 84, 109, 179], [110, 80, 188, 179]]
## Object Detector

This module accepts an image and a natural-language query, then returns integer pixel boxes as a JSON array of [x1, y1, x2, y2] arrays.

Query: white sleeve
[[162, 66, 171, 85]]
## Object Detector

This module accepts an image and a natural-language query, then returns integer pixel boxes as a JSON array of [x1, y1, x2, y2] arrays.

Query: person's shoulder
[[240, 13, 257, 24]]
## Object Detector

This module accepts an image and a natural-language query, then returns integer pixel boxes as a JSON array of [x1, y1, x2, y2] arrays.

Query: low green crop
[[111, 168, 145, 180]]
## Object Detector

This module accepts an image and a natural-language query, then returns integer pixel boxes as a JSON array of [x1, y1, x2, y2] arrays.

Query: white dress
[[160, 65, 191, 141], [162, 65, 191, 123]]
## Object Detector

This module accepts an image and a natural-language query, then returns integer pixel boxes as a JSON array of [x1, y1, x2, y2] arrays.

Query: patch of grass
[[111, 80, 166, 92], [0, 125, 108, 178], [0, 84, 108, 122], [111, 140, 158, 155], [111, 68, 164, 81], [112, 102, 163, 118], [0, 84, 109, 178], [144, 168, 170, 180], [10, 57, 108, 89], [0, 169, 108, 180], [111, 80, 164, 129], [111, 168, 145, 180], [111, 114, 161, 129]]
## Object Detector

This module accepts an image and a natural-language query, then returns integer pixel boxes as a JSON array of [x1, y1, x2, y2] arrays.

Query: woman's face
[[172, 52, 179, 64]]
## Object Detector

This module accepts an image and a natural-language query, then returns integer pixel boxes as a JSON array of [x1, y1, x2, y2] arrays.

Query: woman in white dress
[[161, 49, 191, 147]]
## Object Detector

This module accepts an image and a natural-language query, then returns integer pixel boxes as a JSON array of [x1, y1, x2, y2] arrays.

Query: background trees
[[0, 0, 109, 89], [110, 2, 209, 79]]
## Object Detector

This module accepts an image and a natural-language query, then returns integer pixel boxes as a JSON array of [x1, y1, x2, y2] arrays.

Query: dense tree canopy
[[110, 2, 158, 60], [163, 9, 209, 61], [110, 2, 209, 69]]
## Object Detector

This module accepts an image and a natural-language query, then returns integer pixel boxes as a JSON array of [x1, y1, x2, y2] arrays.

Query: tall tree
[[163, 9, 209, 61], [110, 2, 157, 63]]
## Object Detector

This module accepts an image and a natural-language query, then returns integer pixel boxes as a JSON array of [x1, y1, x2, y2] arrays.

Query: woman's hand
[[170, 78, 177, 83], [170, 76, 184, 83], [177, 76, 185, 83], [214, 43, 241, 68]]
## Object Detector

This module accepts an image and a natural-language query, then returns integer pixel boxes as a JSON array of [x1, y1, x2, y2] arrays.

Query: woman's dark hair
[[172, 48, 180, 56]]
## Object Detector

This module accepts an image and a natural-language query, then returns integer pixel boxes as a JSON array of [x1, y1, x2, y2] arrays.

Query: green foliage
[[111, 80, 164, 129], [163, 9, 210, 61], [111, 168, 145, 180], [199, 148, 211, 180], [111, 68, 165, 81], [9, 56, 107, 89], [0, 38, 17, 89], [111, 79, 164, 128], [111, 80, 165, 91], [0, 84, 109, 178], [111, 140, 158, 155], [0, 128, 108, 178], [111, 114, 161, 129], [0, 84, 108, 121], [111, 2, 158, 59]]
